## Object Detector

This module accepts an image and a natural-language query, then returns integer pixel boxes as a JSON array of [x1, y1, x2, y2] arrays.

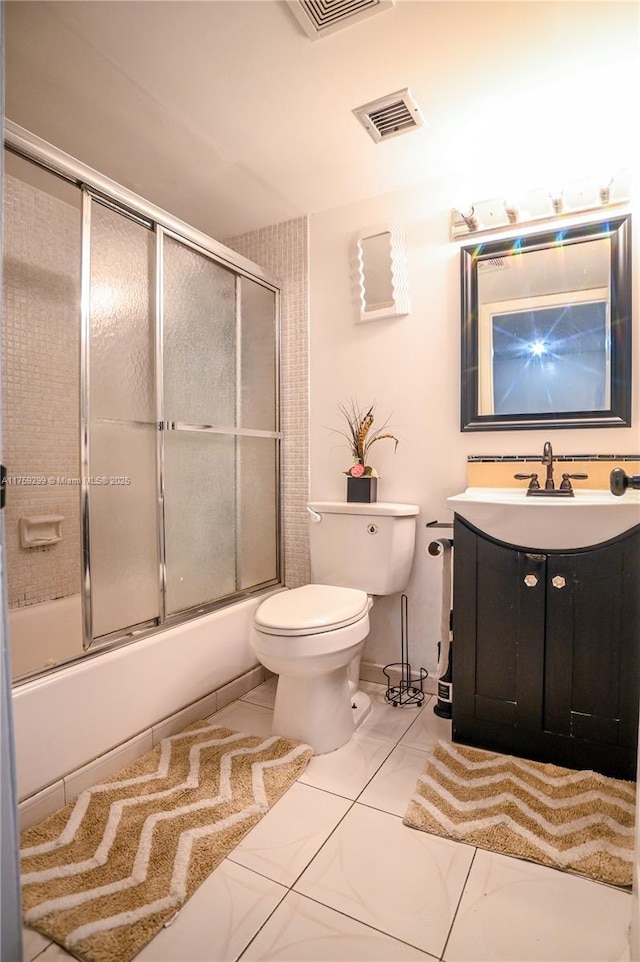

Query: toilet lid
[[254, 584, 369, 635]]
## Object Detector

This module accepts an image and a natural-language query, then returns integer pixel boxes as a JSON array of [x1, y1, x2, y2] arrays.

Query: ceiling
[[4, 1, 639, 240]]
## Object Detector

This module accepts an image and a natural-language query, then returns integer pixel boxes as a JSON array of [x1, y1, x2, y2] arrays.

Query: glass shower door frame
[[156, 226, 283, 623], [81, 213, 282, 652]]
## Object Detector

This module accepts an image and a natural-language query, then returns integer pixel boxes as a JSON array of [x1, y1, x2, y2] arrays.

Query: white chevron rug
[[404, 741, 635, 888], [21, 721, 313, 962]]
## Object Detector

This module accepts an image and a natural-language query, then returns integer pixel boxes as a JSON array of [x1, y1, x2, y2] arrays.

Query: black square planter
[[347, 476, 377, 503]]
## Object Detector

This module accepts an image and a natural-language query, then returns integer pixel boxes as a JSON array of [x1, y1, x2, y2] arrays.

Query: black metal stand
[[383, 594, 427, 707]]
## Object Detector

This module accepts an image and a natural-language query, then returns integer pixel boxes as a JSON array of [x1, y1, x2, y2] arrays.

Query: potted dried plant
[[332, 401, 399, 502]]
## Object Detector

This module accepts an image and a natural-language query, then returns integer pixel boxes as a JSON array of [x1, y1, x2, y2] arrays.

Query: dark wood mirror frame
[[460, 214, 632, 431]]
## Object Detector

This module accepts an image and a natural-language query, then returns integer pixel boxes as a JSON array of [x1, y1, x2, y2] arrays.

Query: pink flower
[[349, 463, 365, 477]]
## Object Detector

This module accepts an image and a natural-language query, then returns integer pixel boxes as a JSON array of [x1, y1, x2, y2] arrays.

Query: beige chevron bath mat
[[21, 721, 313, 962], [404, 740, 635, 888]]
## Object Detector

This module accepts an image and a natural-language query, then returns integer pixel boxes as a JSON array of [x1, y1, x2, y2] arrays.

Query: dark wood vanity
[[452, 516, 640, 780]]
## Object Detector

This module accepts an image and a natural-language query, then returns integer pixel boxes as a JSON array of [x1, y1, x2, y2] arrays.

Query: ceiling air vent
[[285, 0, 393, 40], [353, 88, 425, 143]]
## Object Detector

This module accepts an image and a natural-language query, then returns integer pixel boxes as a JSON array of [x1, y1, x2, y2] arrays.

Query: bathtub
[[8, 594, 83, 680], [11, 592, 267, 800]]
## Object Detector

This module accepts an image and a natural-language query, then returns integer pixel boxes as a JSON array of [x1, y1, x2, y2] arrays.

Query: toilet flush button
[[367, 523, 378, 534]]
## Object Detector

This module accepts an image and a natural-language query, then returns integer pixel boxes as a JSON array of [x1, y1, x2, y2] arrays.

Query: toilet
[[250, 501, 420, 754]]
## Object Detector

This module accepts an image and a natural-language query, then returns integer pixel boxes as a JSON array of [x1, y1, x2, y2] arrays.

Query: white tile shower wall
[[226, 217, 311, 588], [2, 174, 81, 609]]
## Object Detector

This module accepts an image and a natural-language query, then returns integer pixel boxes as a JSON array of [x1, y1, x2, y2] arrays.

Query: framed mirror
[[354, 224, 410, 322], [460, 214, 632, 431]]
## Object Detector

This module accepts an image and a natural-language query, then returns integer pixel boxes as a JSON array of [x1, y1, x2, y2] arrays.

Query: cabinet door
[[454, 520, 545, 729], [544, 529, 640, 747]]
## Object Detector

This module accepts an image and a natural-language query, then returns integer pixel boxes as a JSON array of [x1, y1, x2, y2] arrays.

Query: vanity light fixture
[[599, 178, 613, 205], [459, 206, 479, 231], [549, 191, 564, 215], [451, 170, 630, 240], [504, 202, 520, 224]]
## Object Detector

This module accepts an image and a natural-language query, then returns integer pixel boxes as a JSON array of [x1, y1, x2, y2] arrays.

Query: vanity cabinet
[[452, 517, 640, 780]]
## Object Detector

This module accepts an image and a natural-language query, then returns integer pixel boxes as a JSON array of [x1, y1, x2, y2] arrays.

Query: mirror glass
[[354, 224, 409, 322], [461, 215, 631, 430], [361, 232, 394, 311]]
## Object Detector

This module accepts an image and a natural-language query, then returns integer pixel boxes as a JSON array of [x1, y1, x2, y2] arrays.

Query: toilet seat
[[254, 584, 368, 636]]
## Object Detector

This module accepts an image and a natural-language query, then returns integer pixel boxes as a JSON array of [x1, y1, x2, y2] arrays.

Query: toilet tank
[[307, 501, 420, 595]]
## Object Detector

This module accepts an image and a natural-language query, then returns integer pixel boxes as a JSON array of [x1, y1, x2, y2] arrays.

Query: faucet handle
[[559, 472, 589, 491], [514, 472, 540, 490]]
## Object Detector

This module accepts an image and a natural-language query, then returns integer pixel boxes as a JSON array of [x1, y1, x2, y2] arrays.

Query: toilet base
[[272, 669, 371, 755], [351, 689, 373, 730]]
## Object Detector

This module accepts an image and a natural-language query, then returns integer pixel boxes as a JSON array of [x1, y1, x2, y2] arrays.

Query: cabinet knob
[[524, 574, 538, 588], [552, 575, 566, 589]]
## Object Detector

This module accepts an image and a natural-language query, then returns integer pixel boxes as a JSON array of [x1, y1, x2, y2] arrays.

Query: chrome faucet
[[542, 441, 554, 489]]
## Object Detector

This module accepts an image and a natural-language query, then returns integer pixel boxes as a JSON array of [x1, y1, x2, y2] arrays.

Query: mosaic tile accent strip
[[467, 454, 640, 463], [466, 454, 640, 490]]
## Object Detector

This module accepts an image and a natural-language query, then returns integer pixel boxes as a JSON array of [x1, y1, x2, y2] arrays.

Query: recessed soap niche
[[20, 515, 64, 549]]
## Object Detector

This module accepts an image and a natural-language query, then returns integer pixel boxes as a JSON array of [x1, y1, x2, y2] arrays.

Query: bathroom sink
[[447, 487, 640, 550]]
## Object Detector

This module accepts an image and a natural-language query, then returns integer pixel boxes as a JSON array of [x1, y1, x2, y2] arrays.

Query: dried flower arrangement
[[333, 401, 399, 478]]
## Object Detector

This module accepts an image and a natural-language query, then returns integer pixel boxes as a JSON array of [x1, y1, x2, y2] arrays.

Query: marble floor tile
[[358, 742, 429, 817], [294, 802, 475, 958], [444, 848, 632, 962], [20, 677, 636, 962], [399, 697, 452, 752], [22, 927, 55, 962], [136, 860, 287, 962], [228, 782, 351, 886], [297, 730, 395, 800], [242, 890, 438, 960], [206, 700, 275, 739], [357, 682, 427, 744], [241, 676, 278, 709]]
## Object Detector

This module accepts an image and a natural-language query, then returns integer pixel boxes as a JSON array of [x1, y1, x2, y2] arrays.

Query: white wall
[[309, 182, 639, 679]]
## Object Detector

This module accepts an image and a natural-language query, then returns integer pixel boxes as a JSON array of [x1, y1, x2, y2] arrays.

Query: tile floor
[[23, 679, 633, 962]]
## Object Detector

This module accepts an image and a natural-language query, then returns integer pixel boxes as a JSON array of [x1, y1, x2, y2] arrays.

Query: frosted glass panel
[[89, 422, 159, 637], [164, 431, 236, 614], [163, 237, 236, 426], [240, 279, 276, 431], [89, 202, 154, 423], [238, 437, 278, 589]]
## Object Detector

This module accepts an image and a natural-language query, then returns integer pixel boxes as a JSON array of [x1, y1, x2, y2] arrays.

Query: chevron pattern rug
[[20, 721, 313, 962], [404, 741, 635, 887]]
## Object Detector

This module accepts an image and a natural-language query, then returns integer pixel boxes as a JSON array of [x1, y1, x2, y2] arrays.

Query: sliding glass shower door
[[5, 134, 281, 681], [85, 208, 280, 646], [161, 232, 279, 615], [86, 198, 160, 640]]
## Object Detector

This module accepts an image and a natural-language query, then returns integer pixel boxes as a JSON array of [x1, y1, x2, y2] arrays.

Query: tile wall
[[2, 174, 81, 608]]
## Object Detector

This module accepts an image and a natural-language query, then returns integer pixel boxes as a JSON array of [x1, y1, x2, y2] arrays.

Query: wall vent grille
[[285, 0, 393, 40], [353, 88, 425, 143]]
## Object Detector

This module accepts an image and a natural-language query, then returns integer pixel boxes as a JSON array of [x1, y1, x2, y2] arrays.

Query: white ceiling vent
[[285, 0, 393, 40], [353, 88, 425, 143]]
